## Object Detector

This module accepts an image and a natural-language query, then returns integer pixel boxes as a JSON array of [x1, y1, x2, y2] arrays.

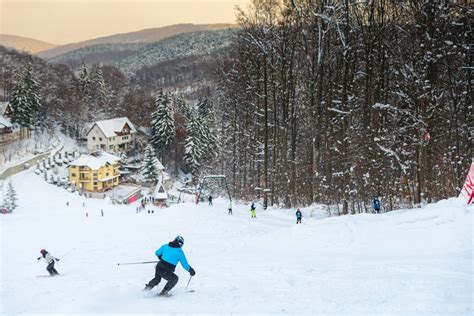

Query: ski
[[36, 274, 62, 278]]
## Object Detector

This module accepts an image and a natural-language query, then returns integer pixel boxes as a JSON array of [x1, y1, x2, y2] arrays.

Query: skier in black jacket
[[296, 208, 302, 224]]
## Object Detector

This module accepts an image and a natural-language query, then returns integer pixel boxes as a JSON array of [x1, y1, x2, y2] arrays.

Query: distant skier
[[228, 203, 233, 215], [101, 209, 104, 217], [296, 208, 302, 224], [250, 202, 256, 218], [144, 236, 196, 296], [37, 249, 59, 276], [208, 195, 213, 206], [373, 196, 381, 214]]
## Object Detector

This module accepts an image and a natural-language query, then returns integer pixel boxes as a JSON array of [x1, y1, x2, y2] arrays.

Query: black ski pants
[[147, 264, 179, 291], [47, 261, 58, 275]]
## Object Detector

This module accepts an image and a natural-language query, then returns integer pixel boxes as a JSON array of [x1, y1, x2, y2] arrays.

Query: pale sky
[[0, 0, 250, 44]]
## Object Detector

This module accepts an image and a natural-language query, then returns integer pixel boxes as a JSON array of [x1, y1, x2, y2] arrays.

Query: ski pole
[[59, 248, 76, 260], [116, 261, 158, 266], [185, 276, 193, 291]]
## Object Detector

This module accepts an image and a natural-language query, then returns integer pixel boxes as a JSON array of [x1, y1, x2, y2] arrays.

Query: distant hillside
[[38, 23, 234, 59], [115, 29, 233, 77], [0, 34, 57, 54], [48, 43, 146, 69]]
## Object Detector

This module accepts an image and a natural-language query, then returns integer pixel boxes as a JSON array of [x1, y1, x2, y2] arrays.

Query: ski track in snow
[[1, 169, 472, 315]]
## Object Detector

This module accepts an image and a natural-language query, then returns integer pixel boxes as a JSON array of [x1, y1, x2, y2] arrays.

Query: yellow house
[[68, 151, 121, 192]]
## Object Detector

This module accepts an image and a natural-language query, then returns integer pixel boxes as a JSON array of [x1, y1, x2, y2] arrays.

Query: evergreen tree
[[119, 151, 128, 172], [119, 151, 128, 165], [151, 91, 175, 157], [197, 96, 213, 118], [196, 97, 218, 160], [141, 144, 160, 183], [175, 95, 192, 121], [184, 113, 205, 174], [10, 68, 41, 127], [78, 63, 90, 94], [5, 182, 18, 212], [91, 67, 107, 105]]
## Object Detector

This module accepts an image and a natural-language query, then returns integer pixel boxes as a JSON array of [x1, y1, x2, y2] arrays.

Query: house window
[[94, 182, 97, 185], [71, 173, 76, 177], [99, 137, 102, 141], [92, 137, 96, 140], [109, 145, 114, 150], [106, 172, 109, 176], [122, 136, 128, 140], [96, 145, 100, 150]]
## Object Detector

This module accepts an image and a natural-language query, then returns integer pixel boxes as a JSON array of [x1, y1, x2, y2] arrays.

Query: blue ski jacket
[[155, 243, 191, 271], [373, 199, 380, 210]]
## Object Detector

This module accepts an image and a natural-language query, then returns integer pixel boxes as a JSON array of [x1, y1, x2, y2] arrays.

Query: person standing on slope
[[250, 202, 257, 218], [208, 195, 213, 206], [37, 249, 60, 276], [373, 196, 381, 214], [296, 208, 302, 224], [144, 236, 196, 296]]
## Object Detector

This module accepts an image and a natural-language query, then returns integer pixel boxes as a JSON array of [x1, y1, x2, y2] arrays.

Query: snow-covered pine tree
[[174, 95, 192, 121], [150, 91, 175, 159], [197, 96, 212, 118], [78, 63, 90, 93], [141, 144, 160, 183], [119, 151, 128, 165], [184, 113, 205, 174], [196, 97, 218, 160], [91, 67, 107, 105], [10, 68, 41, 128], [5, 182, 18, 212]]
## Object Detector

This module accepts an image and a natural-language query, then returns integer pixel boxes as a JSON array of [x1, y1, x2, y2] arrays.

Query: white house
[[0, 102, 27, 147], [86, 117, 137, 153], [153, 179, 168, 207]]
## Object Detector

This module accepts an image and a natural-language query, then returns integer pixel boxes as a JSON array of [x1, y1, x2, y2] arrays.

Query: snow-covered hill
[[1, 169, 472, 315]]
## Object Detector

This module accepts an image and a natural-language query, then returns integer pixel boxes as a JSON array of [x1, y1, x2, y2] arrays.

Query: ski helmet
[[174, 236, 184, 247], [40, 249, 47, 254]]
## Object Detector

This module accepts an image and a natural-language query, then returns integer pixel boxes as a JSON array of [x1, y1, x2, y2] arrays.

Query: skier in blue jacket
[[373, 196, 381, 213], [144, 236, 196, 296]]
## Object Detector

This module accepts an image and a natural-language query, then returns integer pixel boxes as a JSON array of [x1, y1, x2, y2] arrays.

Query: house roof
[[70, 151, 120, 170], [154, 179, 168, 199], [0, 102, 12, 116], [0, 115, 12, 128], [88, 117, 137, 138]]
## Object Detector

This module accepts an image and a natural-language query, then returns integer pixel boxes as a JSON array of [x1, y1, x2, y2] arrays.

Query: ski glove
[[189, 267, 196, 276], [55, 259, 60, 262], [37, 257, 41, 261]]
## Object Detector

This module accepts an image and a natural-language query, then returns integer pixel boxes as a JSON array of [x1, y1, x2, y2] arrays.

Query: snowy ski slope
[[1, 169, 472, 315]]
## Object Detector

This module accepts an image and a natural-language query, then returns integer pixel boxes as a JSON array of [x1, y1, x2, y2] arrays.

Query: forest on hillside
[[214, 0, 473, 212], [0, 1, 472, 213]]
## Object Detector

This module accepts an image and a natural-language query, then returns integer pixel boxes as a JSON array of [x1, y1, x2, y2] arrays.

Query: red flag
[[459, 161, 474, 205]]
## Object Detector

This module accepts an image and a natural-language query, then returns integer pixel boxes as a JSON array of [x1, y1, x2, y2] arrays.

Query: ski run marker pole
[[116, 261, 158, 266]]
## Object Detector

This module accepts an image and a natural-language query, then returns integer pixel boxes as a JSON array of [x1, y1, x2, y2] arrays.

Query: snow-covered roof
[[88, 117, 137, 138], [0, 115, 12, 128], [156, 158, 165, 171], [0, 102, 11, 116], [154, 180, 168, 200], [70, 152, 120, 170]]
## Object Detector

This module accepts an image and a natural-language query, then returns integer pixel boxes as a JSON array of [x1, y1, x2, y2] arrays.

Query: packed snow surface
[[1, 169, 472, 315]]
